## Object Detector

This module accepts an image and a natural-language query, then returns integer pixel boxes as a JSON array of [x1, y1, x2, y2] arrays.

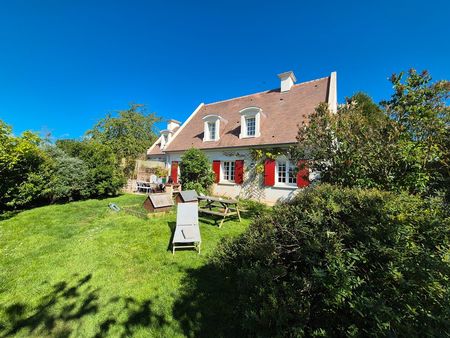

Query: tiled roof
[[147, 126, 180, 157], [164, 76, 331, 152], [147, 139, 165, 156]]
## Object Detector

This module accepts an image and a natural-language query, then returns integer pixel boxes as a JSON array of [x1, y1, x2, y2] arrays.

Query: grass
[[0, 194, 251, 337]]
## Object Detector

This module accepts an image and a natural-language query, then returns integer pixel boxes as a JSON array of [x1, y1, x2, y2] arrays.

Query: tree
[[179, 148, 215, 194], [382, 69, 450, 196], [56, 139, 124, 197], [86, 104, 160, 177], [44, 146, 91, 201], [294, 70, 450, 197], [293, 93, 401, 190], [0, 120, 50, 210]]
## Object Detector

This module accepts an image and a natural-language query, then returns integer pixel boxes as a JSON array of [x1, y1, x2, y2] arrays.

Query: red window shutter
[[171, 161, 179, 183], [297, 160, 310, 188], [264, 159, 275, 186], [212, 160, 221, 183], [235, 160, 244, 184]]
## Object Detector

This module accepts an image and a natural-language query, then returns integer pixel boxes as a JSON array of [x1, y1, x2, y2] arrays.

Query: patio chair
[[172, 202, 201, 254]]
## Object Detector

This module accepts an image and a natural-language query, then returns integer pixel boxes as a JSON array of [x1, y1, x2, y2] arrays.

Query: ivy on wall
[[250, 148, 291, 174]]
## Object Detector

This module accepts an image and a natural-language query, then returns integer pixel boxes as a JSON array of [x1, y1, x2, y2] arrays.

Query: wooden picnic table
[[197, 195, 241, 227]]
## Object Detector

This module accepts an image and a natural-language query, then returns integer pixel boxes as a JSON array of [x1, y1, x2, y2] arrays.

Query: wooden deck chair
[[172, 202, 201, 254]]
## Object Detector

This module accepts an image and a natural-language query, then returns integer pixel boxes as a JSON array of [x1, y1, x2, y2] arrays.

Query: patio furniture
[[136, 180, 152, 193], [172, 203, 201, 254], [198, 195, 241, 228]]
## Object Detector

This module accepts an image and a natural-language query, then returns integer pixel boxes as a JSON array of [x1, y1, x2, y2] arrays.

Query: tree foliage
[[294, 93, 400, 190], [382, 69, 450, 197], [86, 103, 160, 177], [0, 121, 50, 210], [294, 70, 450, 198], [179, 148, 215, 194], [213, 185, 450, 336], [0, 119, 125, 212], [56, 139, 124, 196], [45, 146, 91, 201]]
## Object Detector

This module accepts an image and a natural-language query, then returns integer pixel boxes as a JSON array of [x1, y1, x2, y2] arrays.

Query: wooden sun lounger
[[172, 203, 201, 254]]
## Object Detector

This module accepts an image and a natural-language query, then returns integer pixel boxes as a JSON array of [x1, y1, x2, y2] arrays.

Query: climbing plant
[[250, 148, 290, 174]]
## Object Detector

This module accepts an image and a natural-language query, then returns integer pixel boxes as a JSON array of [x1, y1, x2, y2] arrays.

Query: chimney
[[277, 71, 297, 92], [167, 119, 181, 132]]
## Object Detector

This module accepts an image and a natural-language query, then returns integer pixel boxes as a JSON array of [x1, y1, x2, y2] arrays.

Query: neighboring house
[[147, 70, 337, 204]]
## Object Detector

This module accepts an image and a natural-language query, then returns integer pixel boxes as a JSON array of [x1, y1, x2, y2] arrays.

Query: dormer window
[[208, 121, 216, 140], [203, 115, 224, 141], [239, 107, 262, 138], [160, 131, 171, 148], [246, 117, 256, 136]]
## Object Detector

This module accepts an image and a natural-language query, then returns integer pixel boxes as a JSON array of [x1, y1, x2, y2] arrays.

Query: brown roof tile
[[164, 76, 330, 152], [147, 139, 165, 156]]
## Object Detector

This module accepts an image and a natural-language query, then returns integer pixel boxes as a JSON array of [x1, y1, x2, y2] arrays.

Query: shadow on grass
[[0, 273, 168, 338], [0, 211, 20, 221], [172, 262, 241, 337], [167, 221, 176, 252]]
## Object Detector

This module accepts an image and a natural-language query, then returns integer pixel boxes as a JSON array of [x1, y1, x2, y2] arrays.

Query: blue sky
[[1, 0, 449, 139]]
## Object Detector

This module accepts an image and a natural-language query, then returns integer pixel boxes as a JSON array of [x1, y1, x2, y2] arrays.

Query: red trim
[[264, 159, 275, 186], [171, 161, 179, 183], [212, 160, 221, 183], [235, 160, 244, 184], [297, 160, 309, 188]]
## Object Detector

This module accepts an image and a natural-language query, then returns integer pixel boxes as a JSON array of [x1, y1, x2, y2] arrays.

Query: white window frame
[[239, 107, 262, 138], [275, 159, 297, 187], [208, 122, 216, 140], [245, 116, 256, 136], [202, 115, 222, 141], [221, 160, 235, 183]]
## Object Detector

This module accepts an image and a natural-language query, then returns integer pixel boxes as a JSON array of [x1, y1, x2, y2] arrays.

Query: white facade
[[165, 147, 303, 205]]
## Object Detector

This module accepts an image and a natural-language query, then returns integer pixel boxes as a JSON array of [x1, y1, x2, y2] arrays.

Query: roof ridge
[[205, 76, 329, 107]]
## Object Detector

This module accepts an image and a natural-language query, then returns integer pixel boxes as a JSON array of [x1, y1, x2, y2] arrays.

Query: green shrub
[[238, 198, 271, 218], [179, 148, 214, 194], [0, 121, 50, 210], [45, 146, 91, 201], [213, 185, 450, 337], [56, 139, 124, 197]]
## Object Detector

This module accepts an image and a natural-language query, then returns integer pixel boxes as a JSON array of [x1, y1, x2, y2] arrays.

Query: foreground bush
[[213, 185, 450, 336]]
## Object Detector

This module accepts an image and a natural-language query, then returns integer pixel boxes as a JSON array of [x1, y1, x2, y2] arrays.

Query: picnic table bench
[[197, 195, 241, 227]]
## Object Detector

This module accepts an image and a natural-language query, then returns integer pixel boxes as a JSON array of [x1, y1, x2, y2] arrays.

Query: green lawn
[[0, 194, 250, 337]]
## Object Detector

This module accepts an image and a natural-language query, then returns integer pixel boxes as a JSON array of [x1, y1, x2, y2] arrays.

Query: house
[[147, 70, 337, 204]]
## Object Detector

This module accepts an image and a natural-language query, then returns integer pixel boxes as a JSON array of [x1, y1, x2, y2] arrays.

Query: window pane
[[209, 122, 216, 140], [223, 161, 235, 182], [277, 161, 286, 183], [223, 161, 229, 180], [246, 117, 256, 136]]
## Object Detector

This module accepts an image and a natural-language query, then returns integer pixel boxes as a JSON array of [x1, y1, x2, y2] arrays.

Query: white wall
[[166, 147, 304, 205]]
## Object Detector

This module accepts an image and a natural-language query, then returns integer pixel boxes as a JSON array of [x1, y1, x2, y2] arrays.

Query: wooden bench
[[198, 196, 241, 227]]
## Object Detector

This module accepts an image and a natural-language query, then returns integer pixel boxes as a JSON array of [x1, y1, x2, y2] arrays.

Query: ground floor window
[[223, 161, 235, 182], [276, 160, 297, 185]]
